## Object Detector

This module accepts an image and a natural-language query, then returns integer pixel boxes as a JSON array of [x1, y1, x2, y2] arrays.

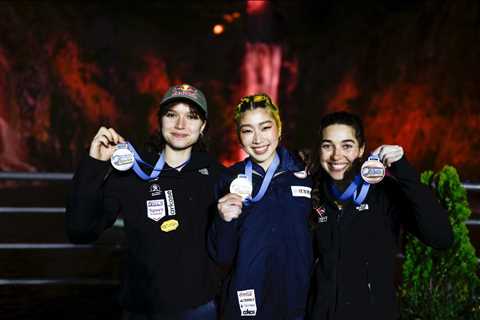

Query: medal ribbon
[[126, 142, 189, 181], [330, 174, 371, 206], [244, 152, 280, 206]]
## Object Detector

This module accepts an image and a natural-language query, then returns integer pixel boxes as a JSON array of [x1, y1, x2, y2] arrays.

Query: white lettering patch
[[146, 200, 166, 221], [237, 289, 257, 317], [291, 186, 311, 198], [164, 190, 176, 216]]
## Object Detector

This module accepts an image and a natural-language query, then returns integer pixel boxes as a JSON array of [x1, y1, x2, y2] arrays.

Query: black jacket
[[66, 149, 224, 314], [309, 157, 453, 320]]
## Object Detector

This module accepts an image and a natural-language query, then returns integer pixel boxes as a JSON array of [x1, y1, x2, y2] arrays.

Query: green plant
[[400, 166, 480, 319]]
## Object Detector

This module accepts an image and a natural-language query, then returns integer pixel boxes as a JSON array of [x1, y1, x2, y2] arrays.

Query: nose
[[331, 146, 342, 160], [252, 130, 261, 144], [175, 116, 186, 129]]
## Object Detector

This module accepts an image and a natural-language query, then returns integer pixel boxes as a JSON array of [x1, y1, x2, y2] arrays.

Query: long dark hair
[[308, 111, 366, 209], [146, 100, 208, 154]]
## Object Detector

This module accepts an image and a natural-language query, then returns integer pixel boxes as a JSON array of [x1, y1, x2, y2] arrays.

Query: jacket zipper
[[365, 260, 374, 304], [333, 206, 343, 314]]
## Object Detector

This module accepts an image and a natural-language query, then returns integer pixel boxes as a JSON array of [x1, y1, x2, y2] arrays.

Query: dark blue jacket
[[208, 147, 314, 320]]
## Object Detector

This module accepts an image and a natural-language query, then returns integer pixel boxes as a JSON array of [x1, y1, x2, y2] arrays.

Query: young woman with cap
[[307, 111, 453, 320], [208, 93, 314, 320], [66, 84, 223, 320]]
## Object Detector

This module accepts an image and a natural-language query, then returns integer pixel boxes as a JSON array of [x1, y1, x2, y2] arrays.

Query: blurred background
[[0, 0, 479, 319]]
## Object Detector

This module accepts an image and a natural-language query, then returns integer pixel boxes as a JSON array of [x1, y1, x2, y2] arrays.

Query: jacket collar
[[230, 146, 306, 176]]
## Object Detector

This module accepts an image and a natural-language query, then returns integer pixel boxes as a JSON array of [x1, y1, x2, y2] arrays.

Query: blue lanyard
[[330, 175, 370, 206], [126, 143, 189, 181], [244, 153, 280, 206]]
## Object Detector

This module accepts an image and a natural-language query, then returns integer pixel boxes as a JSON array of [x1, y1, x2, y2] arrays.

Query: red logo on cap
[[172, 84, 198, 98]]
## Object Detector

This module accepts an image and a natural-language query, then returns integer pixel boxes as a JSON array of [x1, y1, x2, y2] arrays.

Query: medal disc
[[230, 174, 253, 200], [361, 157, 385, 184], [111, 146, 134, 171]]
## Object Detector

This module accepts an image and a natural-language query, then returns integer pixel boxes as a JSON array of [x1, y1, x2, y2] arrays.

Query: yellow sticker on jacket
[[160, 219, 179, 232]]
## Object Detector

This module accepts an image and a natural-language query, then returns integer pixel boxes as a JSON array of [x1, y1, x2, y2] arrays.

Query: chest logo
[[293, 170, 308, 179], [315, 206, 328, 223], [160, 219, 179, 232], [164, 190, 176, 216], [355, 203, 369, 211], [198, 168, 209, 175], [149, 183, 161, 196], [291, 186, 311, 198], [146, 200, 166, 221]]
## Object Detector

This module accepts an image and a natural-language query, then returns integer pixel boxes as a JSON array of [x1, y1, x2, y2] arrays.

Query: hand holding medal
[[89, 126, 126, 161], [362, 145, 404, 184], [372, 144, 404, 167]]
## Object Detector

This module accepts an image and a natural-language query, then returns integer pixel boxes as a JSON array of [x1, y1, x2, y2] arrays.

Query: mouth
[[328, 162, 349, 172], [251, 145, 269, 155], [171, 132, 189, 139]]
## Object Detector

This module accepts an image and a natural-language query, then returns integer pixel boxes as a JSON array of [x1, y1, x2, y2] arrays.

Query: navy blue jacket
[[208, 147, 314, 320]]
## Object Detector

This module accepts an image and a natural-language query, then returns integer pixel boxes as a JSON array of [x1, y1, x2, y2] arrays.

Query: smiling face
[[319, 124, 365, 181], [161, 102, 206, 152], [238, 108, 280, 170]]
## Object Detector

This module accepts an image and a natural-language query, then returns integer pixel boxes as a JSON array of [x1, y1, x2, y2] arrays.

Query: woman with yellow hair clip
[[208, 94, 314, 320]]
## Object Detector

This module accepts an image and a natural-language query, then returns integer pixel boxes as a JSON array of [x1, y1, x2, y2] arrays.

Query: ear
[[200, 121, 207, 135], [359, 144, 365, 158]]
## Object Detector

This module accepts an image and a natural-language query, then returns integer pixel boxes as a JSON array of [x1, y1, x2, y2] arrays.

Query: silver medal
[[361, 155, 385, 184], [110, 143, 134, 171], [229, 174, 253, 200]]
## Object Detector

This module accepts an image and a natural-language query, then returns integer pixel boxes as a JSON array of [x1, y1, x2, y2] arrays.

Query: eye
[[321, 144, 332, 150], [240, 128, 253, 134], [187, 113, 200, 120], [165, 111, 176, 118], [261, 125, 272, 131], [342, 144, 353, 150]]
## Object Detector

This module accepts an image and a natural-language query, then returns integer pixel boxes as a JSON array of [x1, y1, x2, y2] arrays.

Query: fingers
[[93, 127, 125, 146], [373, 145, 404, 167], [89, 127, 126, 161], [217, 193, 244, 222]]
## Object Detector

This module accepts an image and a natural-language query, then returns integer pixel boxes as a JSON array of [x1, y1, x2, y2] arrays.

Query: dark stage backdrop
[[0, 0, 479, 180]]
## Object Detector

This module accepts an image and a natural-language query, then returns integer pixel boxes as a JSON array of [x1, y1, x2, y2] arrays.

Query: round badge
[[361, 158, 385, 184], [110, 147, 134, 171], [229, 174, 252, 200], [160, 219, 179, 232]]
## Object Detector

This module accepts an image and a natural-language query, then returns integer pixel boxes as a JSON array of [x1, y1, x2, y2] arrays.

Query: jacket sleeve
[[387, 156, 453, 249], [65, 155, 121, 244], [207, 172, 240, 266]]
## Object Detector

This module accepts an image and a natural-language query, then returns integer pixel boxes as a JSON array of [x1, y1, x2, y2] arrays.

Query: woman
[[308, 111, 453, 320], [208, 93, 313, 320], [66, 84, 223, 320]]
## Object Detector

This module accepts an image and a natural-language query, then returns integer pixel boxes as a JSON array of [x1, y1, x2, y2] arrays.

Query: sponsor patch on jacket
[[315, 206, 328, 223], [164, 190, 176, 216], [198, 168, 209, 175], [237, 289, 257, 317], [355, 203, 369, 211], [146, 200, 166, 221], [160, 219, 179, 232], [293, 170, 308, 179], [149, 183, 161, 196], [291, 186, 311, 198]]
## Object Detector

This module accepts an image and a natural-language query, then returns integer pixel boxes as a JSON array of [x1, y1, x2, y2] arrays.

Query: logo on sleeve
[[291, 186, 311, 198], [237, 289, 257, 317]]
